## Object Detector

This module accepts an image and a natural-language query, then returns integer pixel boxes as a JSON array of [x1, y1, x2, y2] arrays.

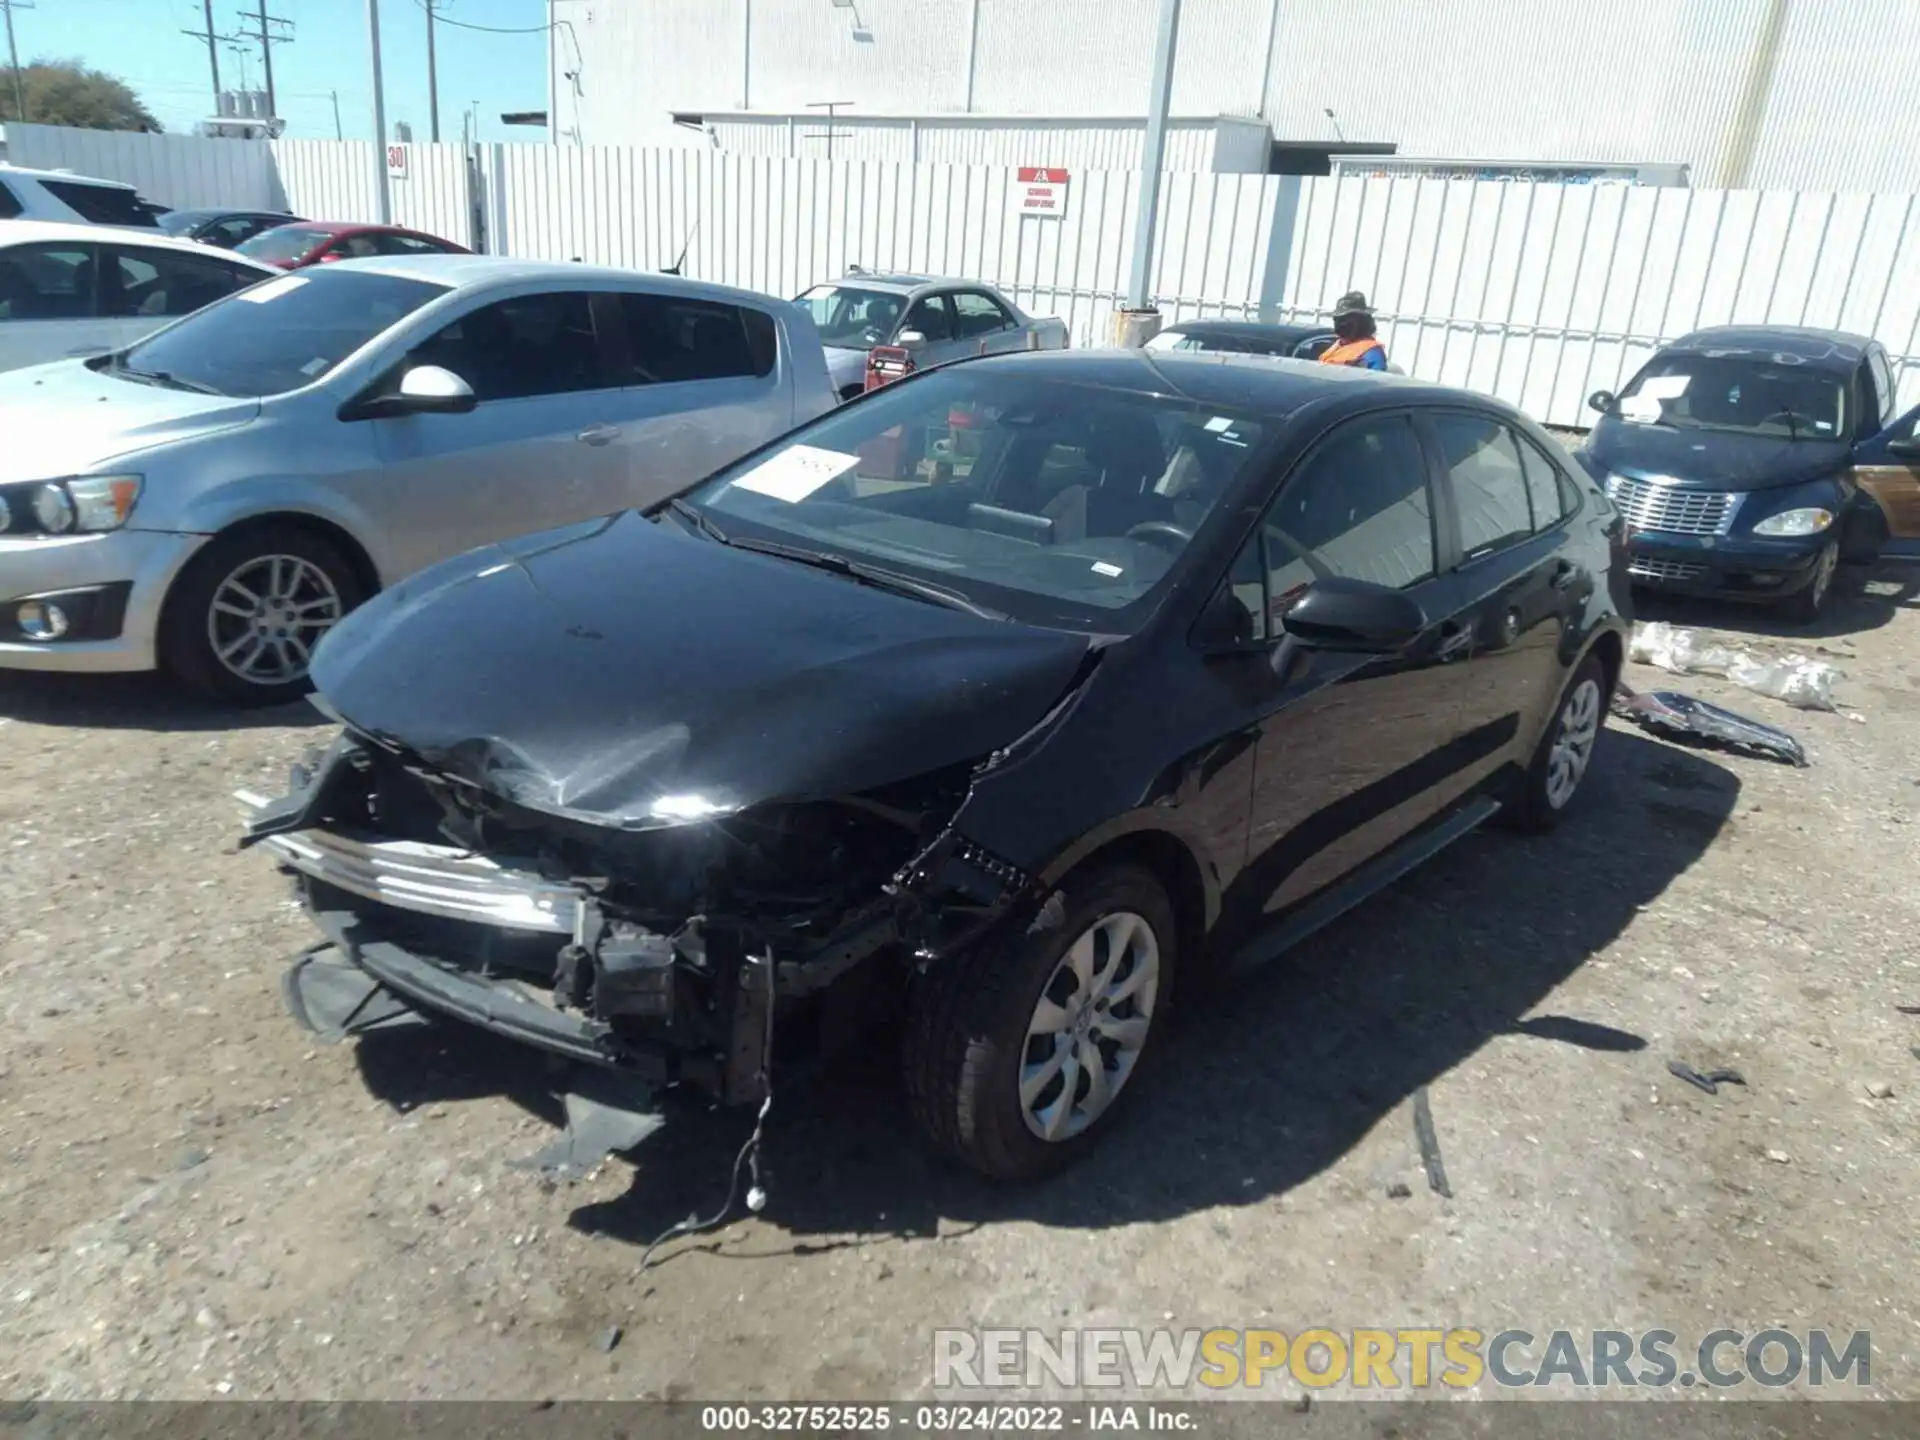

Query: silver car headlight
[[15, 475, 144, 535], [1751, 507, 1834, 537]]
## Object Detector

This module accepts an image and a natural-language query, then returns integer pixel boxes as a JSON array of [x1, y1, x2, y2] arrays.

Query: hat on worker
[[1331, 290, 1374, 318]]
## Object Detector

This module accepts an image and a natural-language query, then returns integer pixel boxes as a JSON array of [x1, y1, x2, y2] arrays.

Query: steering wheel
[[1125, 520, 1194, 552]]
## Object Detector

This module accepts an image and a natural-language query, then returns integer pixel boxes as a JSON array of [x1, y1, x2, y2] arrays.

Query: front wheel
[[903, 863, 1175, 1180], [158, 525, 367, 706], [1506, 653, 1607, 834]]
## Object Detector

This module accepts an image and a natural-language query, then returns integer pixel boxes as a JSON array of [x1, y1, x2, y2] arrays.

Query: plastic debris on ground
[[1628, 621, 1840, 711], [1612, 683, 1810, 768]]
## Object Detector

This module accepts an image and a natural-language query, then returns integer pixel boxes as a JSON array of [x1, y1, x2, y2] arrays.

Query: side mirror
[[1588, 389, 1615, 415], [1191, 586, 1258, 652], [341, 364, 477, 421], [1280, 577, 1426, 653], [1882, 402, 1920, 457], [896, 329, 928, 348]]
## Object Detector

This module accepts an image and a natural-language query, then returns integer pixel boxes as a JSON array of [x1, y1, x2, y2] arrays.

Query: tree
[[1, 58, 161, 132]]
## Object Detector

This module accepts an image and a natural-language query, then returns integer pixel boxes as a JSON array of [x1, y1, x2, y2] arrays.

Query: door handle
[[576, 425, 618, 446]]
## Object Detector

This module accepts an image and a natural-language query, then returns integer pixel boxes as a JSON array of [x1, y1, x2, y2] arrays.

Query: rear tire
[[159, 525, 367, 706], [1506, 653, 1607, 834], [903, 863, 1175, 1181], [1777, 539, 1839, 625]]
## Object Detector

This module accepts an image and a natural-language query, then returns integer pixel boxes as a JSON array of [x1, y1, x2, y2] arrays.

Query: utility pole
[[180, 0, 223, 113], [3, 0, 34, 126], [368, 0, 392, 223], [1124, 0, 1181, 314], [424, 0, 440, 142], [330, 89, 342, 140], [235, 2, 294, 123]]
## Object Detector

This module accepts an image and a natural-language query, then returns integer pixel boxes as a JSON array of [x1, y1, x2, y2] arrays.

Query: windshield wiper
[[112, 360, 224, 396], [727, 536, 1006, 620], [666, 497, 728, 543]]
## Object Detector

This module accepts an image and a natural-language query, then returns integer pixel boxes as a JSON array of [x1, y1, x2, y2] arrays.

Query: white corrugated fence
[[6, 124, 1920, 427]]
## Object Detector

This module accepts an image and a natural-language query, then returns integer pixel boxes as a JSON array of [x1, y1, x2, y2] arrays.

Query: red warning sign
[[1015, 166, 1069, 214]]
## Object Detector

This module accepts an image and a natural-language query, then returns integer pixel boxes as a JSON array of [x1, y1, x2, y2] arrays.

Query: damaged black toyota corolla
[[238, 350, 1631, 1182]]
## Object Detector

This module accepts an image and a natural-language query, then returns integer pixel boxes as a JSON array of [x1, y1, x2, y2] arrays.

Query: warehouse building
[[546, 0, 1915, 190]]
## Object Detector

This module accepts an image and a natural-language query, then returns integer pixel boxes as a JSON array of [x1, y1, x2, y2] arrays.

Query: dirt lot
[[1, 572, 1917, 1404]]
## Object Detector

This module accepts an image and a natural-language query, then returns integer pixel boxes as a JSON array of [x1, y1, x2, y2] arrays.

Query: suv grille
[[1627, 556, 1708, 583], [1604, 475, 1741, 536]]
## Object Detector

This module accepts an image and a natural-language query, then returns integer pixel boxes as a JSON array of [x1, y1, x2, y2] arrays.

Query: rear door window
[[1431, 412, 1535, 560], [902, 293, 956, 342], [0, 181, 20, 220], [108, 246, 260, 318], [1515, 433, 1573, 531], [0, 244, 101, 321], [1868, 349, 1898, 426], [952, 290, 1015, 339], [616, 292, 777, 383], [406, 290, 611, 401], [41, 179, 158, 228]]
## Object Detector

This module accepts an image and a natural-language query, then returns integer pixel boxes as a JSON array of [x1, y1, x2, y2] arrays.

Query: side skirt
[[1222, 795, 1503, 977]]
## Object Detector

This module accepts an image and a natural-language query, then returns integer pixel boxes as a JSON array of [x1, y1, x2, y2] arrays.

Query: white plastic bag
[[1629, 622, 1840, 711]]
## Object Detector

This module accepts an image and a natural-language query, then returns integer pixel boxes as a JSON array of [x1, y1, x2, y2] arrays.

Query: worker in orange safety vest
[[1318, 291, 1388, 370]]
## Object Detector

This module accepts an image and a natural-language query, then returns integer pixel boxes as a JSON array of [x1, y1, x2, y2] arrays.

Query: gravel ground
[[1, 569, 1916, 1404]]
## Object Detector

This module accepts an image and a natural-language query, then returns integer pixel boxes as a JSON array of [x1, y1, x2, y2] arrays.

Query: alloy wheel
[[1545, 677, 1602, 810], [206, 553, 344, 686], [1019, 910, 1161, 1142]]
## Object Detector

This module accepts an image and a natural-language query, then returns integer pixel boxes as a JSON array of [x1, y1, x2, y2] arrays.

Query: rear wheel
[[1506, 653, 1607, 834], [1777, 539, 1839, 625], [159, 525, 367, 706], [904, 863, 1175, 1180]]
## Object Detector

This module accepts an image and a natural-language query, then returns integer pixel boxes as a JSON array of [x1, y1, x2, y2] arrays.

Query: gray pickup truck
[[795, 269, 1070, 400]]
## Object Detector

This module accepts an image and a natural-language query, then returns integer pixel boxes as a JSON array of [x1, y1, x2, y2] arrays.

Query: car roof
[[319, 253, 796, 308], [1161, 319, 1333, 343], [1667, 324, 1873, 369], [0, 163, 138, 191], [166, 206, 293, 222], [823, 271, 995, 297], [0, 217, 280, 265], [957, 346, 1458, 414]]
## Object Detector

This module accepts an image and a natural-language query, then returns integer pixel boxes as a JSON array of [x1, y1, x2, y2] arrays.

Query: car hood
[[0, 362, 261, 482], [311, 510, 1095, 828], [1586, 418, 1849, 492]]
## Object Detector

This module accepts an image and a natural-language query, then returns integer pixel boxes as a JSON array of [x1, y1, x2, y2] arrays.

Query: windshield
[[793, 284, 908, 348], [1614, 353, 1847, 441], [155, 211, 204, 237], [114, 269, 447, 398], [236, 225, 332, 264], [680, 369, 1268, 629]]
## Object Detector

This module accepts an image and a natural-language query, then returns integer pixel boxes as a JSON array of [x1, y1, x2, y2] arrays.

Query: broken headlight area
[[237, 730, 1032, 1118]]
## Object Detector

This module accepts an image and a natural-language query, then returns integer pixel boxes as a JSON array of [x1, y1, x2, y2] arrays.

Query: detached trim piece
[[236, 793, 581, 933]]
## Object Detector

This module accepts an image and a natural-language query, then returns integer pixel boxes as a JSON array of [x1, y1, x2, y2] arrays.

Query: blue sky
[[9, 0, 549, 142]]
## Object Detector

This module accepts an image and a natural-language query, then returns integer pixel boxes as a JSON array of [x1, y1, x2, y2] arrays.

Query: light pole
[[1123, 0, 1182, 318], [367, 0, 391, 223]]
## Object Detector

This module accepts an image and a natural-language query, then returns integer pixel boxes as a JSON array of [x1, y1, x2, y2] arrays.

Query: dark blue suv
[[1582, 325, 1920, 621]]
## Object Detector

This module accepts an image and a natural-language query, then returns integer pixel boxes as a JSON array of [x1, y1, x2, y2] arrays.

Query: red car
[[234, 220, 470, 270]]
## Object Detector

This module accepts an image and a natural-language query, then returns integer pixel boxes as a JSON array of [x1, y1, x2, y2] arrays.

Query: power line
[[405, 0, 550, 35], [234, 2, 293, 118]]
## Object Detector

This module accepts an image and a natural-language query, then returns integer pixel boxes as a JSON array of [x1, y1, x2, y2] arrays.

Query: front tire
[[904, 863, 1175, 1181], [158, 525, 366, 706], [1507, 653, 1607, 834]]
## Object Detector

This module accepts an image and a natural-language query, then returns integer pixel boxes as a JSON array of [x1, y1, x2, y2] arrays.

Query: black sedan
[[156, 207, 301, 250], [1145, 318, 1338, 360], [239, 350, 1631, 1182], [1583, 325, 1920, 621]]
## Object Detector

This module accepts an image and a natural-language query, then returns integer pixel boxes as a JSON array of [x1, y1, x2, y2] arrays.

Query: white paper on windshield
[[1090, 561, 1124, 577], [1639, 375, 1691, 400], [730, 445, 861, 503], [1620, 396, 1666, 423], [1205, 416, 1235, 433], [237, 275, 310, 304]]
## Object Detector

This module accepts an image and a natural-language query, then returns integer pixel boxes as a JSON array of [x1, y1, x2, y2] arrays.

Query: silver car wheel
[[206, 553, 343, 686], [1019, 910, 1161, 1143], [1545, 677, 1602, 810]]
